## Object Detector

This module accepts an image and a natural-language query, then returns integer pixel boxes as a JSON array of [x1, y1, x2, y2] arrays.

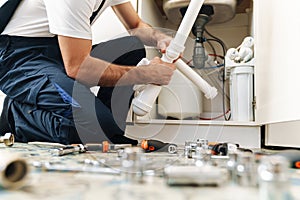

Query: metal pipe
[[0, 152, 28, 189]]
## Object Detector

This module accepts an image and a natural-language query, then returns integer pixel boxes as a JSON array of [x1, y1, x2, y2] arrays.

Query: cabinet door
[[254, 0, 300, 124]]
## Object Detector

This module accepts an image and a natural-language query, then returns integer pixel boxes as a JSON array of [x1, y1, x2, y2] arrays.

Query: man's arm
[[57, 36, 175, 87], [112, 2, 172, 51]]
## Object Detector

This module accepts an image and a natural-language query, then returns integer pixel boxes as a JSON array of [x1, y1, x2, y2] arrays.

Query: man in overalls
[[0, 0, 176, 145]]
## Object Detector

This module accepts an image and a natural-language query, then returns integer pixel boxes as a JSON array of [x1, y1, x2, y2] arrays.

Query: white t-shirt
[[1, 0, 129, 39]]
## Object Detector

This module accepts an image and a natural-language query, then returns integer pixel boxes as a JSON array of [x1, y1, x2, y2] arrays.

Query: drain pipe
[[132, 0, 217, 116]]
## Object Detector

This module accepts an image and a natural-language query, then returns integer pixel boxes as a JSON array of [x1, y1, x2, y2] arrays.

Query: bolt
[[0, 133, 15, 147]]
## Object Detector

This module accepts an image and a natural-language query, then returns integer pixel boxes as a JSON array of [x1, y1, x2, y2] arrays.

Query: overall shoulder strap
[[0, 0, 22, 33], [90, 0, 106, 24]]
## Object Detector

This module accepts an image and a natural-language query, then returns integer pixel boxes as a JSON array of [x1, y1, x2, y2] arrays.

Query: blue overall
[[0, 35, 145, 145]]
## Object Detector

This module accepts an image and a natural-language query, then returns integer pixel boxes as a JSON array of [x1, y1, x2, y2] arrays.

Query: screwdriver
[[140, 139, 177, 154]]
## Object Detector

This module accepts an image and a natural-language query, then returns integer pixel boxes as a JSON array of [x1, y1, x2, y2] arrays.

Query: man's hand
[[156, 34, 183, 62], [137, 57, 176, 85], [113, 2, 174, 53], [156, 35, 173, 54]]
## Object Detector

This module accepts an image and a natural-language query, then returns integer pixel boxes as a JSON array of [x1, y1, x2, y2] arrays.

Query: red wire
[[199, 110, 230, 120]]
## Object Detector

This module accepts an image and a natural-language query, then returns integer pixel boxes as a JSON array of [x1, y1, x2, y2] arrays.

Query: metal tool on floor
[[48, 140, 132, 156], [184, 139, 210, 158], [51, 144, 86, 156], [85, 141, 132, 153], [34, 161, 121, 175]]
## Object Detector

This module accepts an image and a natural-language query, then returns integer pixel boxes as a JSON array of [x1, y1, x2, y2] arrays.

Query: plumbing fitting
[[0, 152, 28, 189], [0, 133, 15, 147], [184, 139, 209, 159], [121, 147, 146, 183]]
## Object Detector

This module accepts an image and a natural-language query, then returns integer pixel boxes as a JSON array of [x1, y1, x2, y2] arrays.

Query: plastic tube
[[132, 84, 162, 116], [163, 0, 205, 62], [132, 0, 215, 116], [0, 152, 28, 189], [175, 59, 217, 99]]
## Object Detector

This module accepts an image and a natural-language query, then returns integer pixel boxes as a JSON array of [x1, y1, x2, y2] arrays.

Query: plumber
[[0, 0, 176, 145]]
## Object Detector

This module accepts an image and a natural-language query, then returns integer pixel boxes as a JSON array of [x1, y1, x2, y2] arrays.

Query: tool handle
[[141, 139, 177, 153]]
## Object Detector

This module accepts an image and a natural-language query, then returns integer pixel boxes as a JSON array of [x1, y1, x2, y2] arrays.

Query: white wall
[[91, 0, 138, 44], [91, 7, 128, 44]]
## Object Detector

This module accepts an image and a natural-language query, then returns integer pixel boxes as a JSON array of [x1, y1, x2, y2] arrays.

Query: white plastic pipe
[[163, 0, 206, 62], [175, 59, 217, 99], [132, 0, 217, 116], [132, 84, 162, 116]]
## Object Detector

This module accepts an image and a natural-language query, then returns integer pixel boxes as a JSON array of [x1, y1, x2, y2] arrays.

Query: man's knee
[[113, 36, 146, 65], [126, 36, 146, 56], [91, 36, 146, 65]]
